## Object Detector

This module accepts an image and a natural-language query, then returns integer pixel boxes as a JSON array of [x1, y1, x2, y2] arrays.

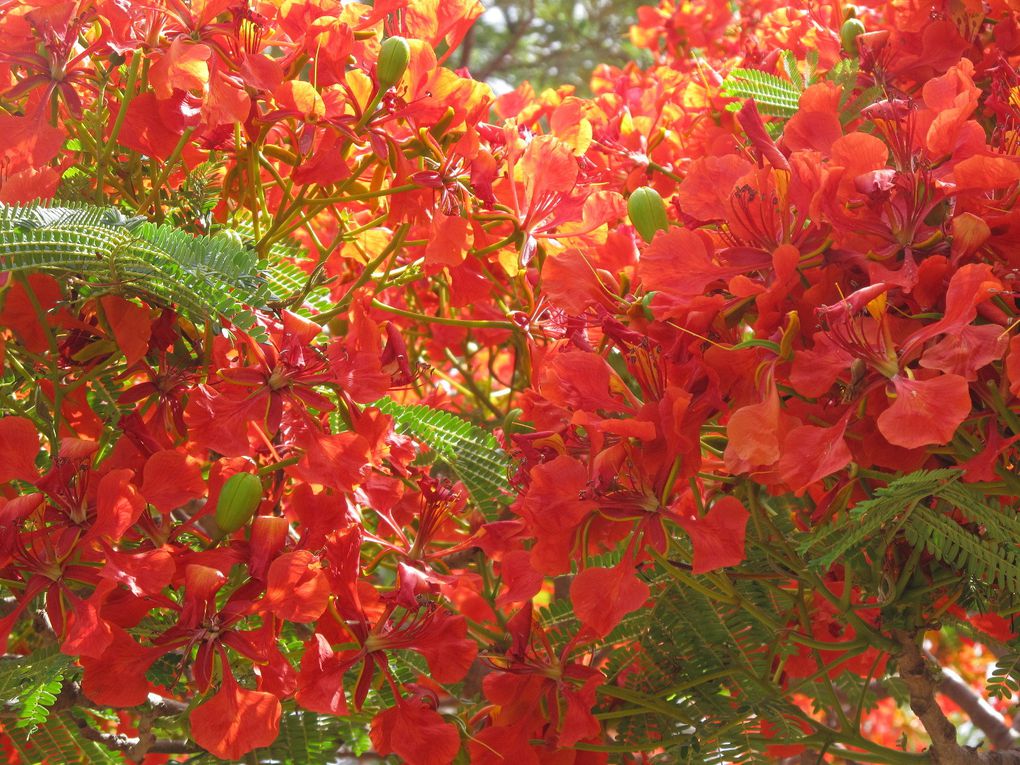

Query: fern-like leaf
[[4, 712, 121, 765], [0, 648, 74, 735], [988, 653, 1020, 699], [839, 85, 883, 125], [722, 68, 801, 117], [617, 572, 801, 764], [250, 707, 346, 765], [905, 505, 1020, 593], [802, 469, 961, 567], [264, 258, 334, 316], [13, 671, 63, 735], [0, 201, 271, 341], [779, 50, 804, 90], [372, 399, 512, 519]]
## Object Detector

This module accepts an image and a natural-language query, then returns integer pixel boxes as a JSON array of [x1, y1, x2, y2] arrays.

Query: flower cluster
[[2, 0, 1020, 762]]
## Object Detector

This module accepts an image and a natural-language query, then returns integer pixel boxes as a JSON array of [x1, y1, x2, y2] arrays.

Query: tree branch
[[73, 715, 200, 757], [894, 629, 1020, 764], [475, 1, 536, 81], [930, 653, 1017, 752], [45, 681, 196, 762], [145, 692, 189, 717]]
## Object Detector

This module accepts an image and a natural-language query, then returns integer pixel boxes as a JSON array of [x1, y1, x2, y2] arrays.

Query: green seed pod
[[628, 187, 669, 243], [214, 472, 263, 534], [840, 18, 866, 55], [377, 36, 411, 90]]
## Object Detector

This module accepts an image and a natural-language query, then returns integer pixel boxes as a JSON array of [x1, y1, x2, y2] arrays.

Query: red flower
[[261, 549, 331, 623], [295, 633, 351, 715], [0, 3, 97, 118], [189, 667, 282, 761], [370, 689, 460, 765], [145, 564, 274, 694], [0, 417, 41, 484], [480, 606, 604, 750], [516, 455, 598, 575], [677, 496, 750, 574], [876, 373, 972, 449], [80, 627, 161, 708], [570, 553, 650, 637]]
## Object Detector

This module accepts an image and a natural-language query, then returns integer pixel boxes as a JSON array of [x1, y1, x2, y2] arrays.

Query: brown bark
[[894, 629, 1020, 764], [932, 657, 1017, 751], [73, 718, 199, 757]]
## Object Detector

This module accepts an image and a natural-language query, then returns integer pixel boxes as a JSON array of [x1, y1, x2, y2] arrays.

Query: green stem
[[315, 183, 418, 205], [370, 299, 517, 330], [648, 547, 738, 605], [596, 685, 697, 724], [95, 55, 141, 201], [564, 734, 694, 753], [256, 455, 302, 476], [316, 224, 410, 323], [12, 274, 62, 454], [138, 127, 196, 215], [474, 230, 519, 256], [646, 160, 682, 182]]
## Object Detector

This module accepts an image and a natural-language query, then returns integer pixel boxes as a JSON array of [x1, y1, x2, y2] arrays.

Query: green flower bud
[[214, 472, 263, 534], [377, 36, 411, 90], [628, 187, 669, 243], [841, 18, 866, 55]]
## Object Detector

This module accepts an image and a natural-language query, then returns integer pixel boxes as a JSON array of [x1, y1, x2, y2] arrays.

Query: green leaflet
[[372, 398, 512, 520], [0, 201, 272, 341], [264, 258, 334, 317], [619, 568, 801, 764], [905, 504, 1020, 593], [800, 469, 962, 567], [227, 220, 335, 318], [249, 706, 348, 765], [804, 469, 1020, 596], [722, 54, 881, 134], [988, 653, 1020, 699], [0, 648, 74, 735], [722, 68, 801, 118], [4, 711, 122, 765]]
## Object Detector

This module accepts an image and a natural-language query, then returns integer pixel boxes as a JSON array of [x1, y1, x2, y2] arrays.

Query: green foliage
[[613, 568, 801, 764], [0, 201, 271, 340], [837, 83, 883, 124], [0, 648, 74, 735], [225, 219, 335, 318], [250, 706, 347, 765], [4, 711, 121, 765], [905, 503, 1020, 593], [801, 469, 962, 567], [722, 68, 801, 117], [373, 398, 513, 519], [264, 258, 334, 316], [163, 159, 224, 232], [87, 368, 136, 447], [569, 529, 813, 764], [825, 57, 883, 124], [778, 50, 804, 90], [987, 653, 1020, 699], [336, 713, 375, 757], [826, 56, 858, 90], [13, 674, 64, 735], [723, 51, 878, 130], [804, 470, 1020, 600]]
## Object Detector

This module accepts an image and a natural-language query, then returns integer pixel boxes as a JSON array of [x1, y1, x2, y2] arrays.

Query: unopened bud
[[377, 36, 410, 90], [841, 18, 866, 55], [628, 187, 669, 243], [214, 472, 262, 534]]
